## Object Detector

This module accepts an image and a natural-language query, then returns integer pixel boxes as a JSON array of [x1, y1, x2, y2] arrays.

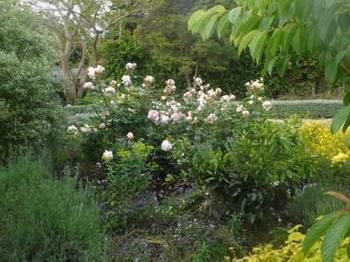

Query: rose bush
[[66, 63, 324, 226]]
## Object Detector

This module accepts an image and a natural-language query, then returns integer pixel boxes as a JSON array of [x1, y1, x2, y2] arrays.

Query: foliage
[[228, 225, 350, 261], [186, 117, 320, 223], [302, 192, 350, 262], [68, 64, 326, 226], [188, 0, 350, 131], [300, 122, 350, 165], [0, 0, 63, 163], [288, 186, 344, 228], [98, 0, 268, 97], [104, 141, 154, 231], [0, 155, 106, 261]]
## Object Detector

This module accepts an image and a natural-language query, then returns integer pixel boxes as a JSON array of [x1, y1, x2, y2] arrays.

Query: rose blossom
[[102, 150, 113, 161], [126, 132, 134, 140], [161, 140, 172, 152], [262, 101, 273, 111], [148, 110, 160, 122]]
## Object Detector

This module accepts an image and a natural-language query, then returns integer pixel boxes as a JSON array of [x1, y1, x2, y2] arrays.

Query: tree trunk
[[185, 73, 192, 89], [60, 51, 76, 105]]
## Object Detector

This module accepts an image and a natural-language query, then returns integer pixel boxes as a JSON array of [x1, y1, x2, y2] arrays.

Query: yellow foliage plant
[[299, 121, 350, 166], [225, 225, 350, 262]]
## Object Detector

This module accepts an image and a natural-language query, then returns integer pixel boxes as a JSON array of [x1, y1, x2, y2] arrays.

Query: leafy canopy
[[188, 0, 350, 132]]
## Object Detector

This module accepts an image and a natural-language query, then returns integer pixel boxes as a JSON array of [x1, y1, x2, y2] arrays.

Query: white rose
[[126, 132, 134, 140], [110, 80, 117, 87], [215, 88, 222, 95], [122, 75, 132, 87], [104, 86, 116, 94], [102, 150, 113, 161], [161, 140, 173, 152], [186, 115, 193, 121], [67, 125, 78, 134], [148, 110, 160, 122], [80, 124, 91, 134], [262, 101, 273, 111], [236, 105, 244, 113], [193, 77, 203, 87], [95, 65, 105, 74], [170, 112, 183, 122], [125, 62, 137, 70], [99, 123, 106, 129], [144, 75, 155, 84], [159, 114, 170, 125], [87, 67, 96, 79], [83, 82, 94, 90], [207, 113, 218, 123], [242, 110, 250, 117]]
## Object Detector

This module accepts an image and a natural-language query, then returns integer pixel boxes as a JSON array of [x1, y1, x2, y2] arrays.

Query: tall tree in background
[[134, 0, 237, 88], [24, 0, 160, 104]]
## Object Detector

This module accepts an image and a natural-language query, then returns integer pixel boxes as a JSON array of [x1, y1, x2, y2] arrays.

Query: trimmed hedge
[[66, 100, 343, 124], [270, 100, 342, 118]]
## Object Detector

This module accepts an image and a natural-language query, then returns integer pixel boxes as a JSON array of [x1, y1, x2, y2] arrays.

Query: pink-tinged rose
[[148, 110, 160, 122]]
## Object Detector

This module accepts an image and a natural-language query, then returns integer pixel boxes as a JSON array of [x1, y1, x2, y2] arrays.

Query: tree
[[188, 0, 350, 131], [24, 0, 160, 104]]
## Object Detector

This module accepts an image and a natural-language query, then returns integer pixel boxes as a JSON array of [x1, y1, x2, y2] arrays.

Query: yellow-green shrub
[[225, 225, 350, 262], [300, 122, 350, 165]]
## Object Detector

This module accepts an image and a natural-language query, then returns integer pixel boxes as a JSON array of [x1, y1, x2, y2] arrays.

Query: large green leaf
[[303, 212, 338, 255], [204, 14, 219, 40], [335, 50, 350, 65], [325, 61, 339, 82], [277, 56, 290, 76], [188, 10, 206, 33], [321, 213, 350, 262], [266, 28, 283, 58], [277, 0, 291, 17], [216, 13, 229, 39], [331, 105, 350, 134], [281, 23, 297, 51], [295, 0, 313, 19], [343, 91, 350, 106], [259, 16, 274, 30], [228, 7, 242, 24], [248, 31, 268, 63], [238, 30, 259, 56], [292, 27, 302, 55]]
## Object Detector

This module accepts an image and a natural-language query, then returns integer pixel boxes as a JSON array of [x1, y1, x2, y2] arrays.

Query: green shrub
[[0, 156, 106, 261], [103, 142, 154, 231], [186, 118, 320, 224], [0, 1, 64, 163]]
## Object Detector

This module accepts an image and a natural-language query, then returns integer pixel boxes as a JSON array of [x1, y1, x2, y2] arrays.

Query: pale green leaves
[[228, 7, 242, 23], [303, 191, 350, 262], [189, 0, 350, 134], [188, 5, 226, 40], [248, 31, 268, 64]]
